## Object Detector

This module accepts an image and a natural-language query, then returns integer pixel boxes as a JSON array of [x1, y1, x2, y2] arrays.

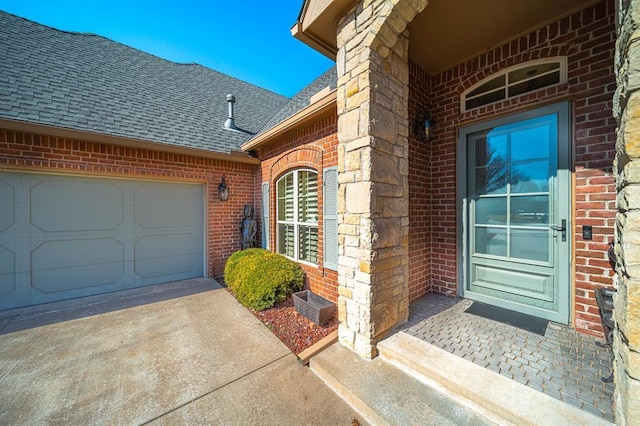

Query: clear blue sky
[[0, 0, 334, 98]]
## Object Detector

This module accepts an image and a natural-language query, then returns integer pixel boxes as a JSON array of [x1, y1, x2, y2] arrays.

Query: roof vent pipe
[[224, 94, 238, 130]]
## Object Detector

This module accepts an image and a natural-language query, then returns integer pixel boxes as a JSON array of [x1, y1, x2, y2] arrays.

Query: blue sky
[[0, 0, 334, 98]]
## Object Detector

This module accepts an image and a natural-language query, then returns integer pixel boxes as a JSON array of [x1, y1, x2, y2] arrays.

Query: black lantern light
[[218, 175, 229, 201], [414, 110, 435, 143]]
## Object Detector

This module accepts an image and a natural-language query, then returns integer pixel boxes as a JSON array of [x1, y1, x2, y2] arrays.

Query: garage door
[[0, 172, 204, 309]]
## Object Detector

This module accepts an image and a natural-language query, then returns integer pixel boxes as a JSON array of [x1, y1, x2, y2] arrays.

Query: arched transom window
[[277, 169, 318, 264], [462, 57, 567, 112]]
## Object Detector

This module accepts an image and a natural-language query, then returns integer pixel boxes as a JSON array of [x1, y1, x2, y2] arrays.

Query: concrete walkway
[[0, 279, 361, 425]]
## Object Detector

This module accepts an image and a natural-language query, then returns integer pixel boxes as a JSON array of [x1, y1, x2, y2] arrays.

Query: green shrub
[[223, 248, 263, 288], [224, 249, 304, 311]]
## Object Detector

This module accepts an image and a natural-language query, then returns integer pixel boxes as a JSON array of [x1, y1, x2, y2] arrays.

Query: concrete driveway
[[0, 278, 361, 425]]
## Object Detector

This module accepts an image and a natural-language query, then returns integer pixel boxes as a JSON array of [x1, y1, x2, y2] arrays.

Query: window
[[277, 169, 318, 264], [461, 58, 567, 112]]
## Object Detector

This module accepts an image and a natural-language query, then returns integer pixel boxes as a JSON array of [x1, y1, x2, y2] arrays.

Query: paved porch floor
[[400, 293, 615, 422]]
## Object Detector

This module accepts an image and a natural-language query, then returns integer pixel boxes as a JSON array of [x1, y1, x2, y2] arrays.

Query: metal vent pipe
[[224, 94, 238, 130]]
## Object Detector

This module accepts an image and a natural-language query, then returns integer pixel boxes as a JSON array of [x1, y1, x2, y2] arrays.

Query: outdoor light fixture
[[414, 110, 435, 143], [218, 175, 229, 201]]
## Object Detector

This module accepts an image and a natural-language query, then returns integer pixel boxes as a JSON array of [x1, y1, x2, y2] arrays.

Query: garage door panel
[[0, 172, 205, 309], [30, 179, 124, 232], [134, 234, 202, 279], [134, 184, 201, 229], [0, 179, 15, 233], [0, 244, 15, 300], [31, 239, 125, 294]]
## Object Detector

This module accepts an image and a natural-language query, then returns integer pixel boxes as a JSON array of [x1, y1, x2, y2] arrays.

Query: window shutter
[[262, 182, 269, 249], [323, 167, 338, 271]]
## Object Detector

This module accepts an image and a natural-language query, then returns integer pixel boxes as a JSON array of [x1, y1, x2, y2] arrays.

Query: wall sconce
[[414, 110, 435, 143], [218, 175, 229, 201]]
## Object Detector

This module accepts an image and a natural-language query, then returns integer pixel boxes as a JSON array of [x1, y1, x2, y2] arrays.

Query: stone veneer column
[[335, 0, 428, 358], [613, 0, 640, 424]]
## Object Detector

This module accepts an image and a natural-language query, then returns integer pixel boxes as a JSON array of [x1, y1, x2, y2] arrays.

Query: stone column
[[613, 0, 640, 424], [335, 0, 428, 358]]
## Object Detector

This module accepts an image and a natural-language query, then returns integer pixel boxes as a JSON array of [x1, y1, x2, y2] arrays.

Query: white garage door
[[0, 172, 204, 309]]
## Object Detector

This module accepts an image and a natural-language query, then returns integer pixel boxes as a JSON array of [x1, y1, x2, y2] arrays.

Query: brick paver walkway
[[401, 293, 615, 422]]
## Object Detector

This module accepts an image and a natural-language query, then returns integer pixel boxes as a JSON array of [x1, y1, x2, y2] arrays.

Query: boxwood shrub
[[224, 248, 304, 311]]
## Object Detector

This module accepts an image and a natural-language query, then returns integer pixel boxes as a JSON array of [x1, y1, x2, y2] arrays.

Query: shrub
[[224, 249, 304, 311], [223, 248, 263, 288]]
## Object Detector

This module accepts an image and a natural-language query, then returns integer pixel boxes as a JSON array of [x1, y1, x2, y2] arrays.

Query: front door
[[458, 102, 570, 323]]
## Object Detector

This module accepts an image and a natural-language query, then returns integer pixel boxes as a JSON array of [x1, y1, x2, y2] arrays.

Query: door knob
[[550, 219, 567, 242]]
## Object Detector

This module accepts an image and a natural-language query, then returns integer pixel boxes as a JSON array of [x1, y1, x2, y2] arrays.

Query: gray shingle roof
[[250, 66, 336, 140], [0, 11, 289, 154]]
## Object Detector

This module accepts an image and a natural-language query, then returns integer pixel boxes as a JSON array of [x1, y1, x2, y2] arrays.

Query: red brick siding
[[256, 112, 339, 302], [422, 0, 616, 335], [0, 128, 257, 278], [408, 62, 433, 301]]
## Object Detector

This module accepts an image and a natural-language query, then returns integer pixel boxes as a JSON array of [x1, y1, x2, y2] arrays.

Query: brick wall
[[420, 0, 616, 335], [408, 61, 432, 300], [0, 128, 257, 278], [255, 112, 339, 302]]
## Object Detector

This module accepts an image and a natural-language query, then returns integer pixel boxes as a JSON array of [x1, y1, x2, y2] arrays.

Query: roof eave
[[291, 22, 337, 60], [0, 118, 260, 165], [291, 0, 356, 59], [242, 89, 337, 152]]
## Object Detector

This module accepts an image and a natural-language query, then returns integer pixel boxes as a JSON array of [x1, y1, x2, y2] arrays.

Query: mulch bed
[[252, 296, 338, 354], [217, 290, 335, 355]]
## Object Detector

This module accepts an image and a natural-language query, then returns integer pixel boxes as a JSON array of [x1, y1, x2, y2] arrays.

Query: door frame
[[456, 101, 572, 323]]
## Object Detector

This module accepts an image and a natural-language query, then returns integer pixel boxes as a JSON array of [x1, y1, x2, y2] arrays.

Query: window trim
[[461, 57, 568, 113], [276, 168, 319, 267]]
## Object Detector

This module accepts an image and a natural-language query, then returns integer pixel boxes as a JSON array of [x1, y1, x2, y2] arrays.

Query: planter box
[[293, 290, 335, 326]]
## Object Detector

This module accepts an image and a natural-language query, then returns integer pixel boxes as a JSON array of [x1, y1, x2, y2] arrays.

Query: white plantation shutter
[[299, 225, 318, 264], [298, 170, 318, 223], [323, 167, 338, 271], [298, 170, 318, 263], [262, 182, 269, 249], [276, 170, 318, 264]]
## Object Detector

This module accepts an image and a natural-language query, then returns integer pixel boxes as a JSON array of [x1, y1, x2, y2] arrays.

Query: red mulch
[[250, 295, 338, 354], [221, 283, 338, 354]]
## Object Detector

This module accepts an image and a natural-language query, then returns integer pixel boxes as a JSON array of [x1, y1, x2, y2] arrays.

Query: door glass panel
[[511, 229, 549, 262], [509, 72, 560, 98], [475, 198, 507, 225], [511, 196, 549, 226], [512, 160, 549, 193], [468, 75, 505, 97], [475, 228, 507, 256], [510, 118, 551, 161], [475, 165, 507, 195], [475, 134, 508, 166], [508, 62, 560, 83]]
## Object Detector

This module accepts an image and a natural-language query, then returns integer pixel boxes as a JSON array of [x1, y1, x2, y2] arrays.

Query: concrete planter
[[293, 290, 335, 326]]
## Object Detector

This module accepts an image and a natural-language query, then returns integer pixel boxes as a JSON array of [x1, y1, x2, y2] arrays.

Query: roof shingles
[[250, 66, 336, 140], [0, 11, 289, 154]]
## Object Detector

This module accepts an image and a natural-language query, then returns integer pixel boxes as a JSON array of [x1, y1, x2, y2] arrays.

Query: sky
[[0, 0, 334, 98]]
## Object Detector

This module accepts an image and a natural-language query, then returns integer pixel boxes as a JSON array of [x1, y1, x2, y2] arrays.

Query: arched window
[[276, 169, 318, 264], [461, 58, 567, 112]]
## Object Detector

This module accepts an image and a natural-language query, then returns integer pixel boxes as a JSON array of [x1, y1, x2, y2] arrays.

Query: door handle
[[550, 219, 566, 242]]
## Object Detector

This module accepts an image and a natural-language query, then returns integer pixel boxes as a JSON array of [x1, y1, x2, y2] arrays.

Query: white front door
[[458, 102, 571, 323]]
